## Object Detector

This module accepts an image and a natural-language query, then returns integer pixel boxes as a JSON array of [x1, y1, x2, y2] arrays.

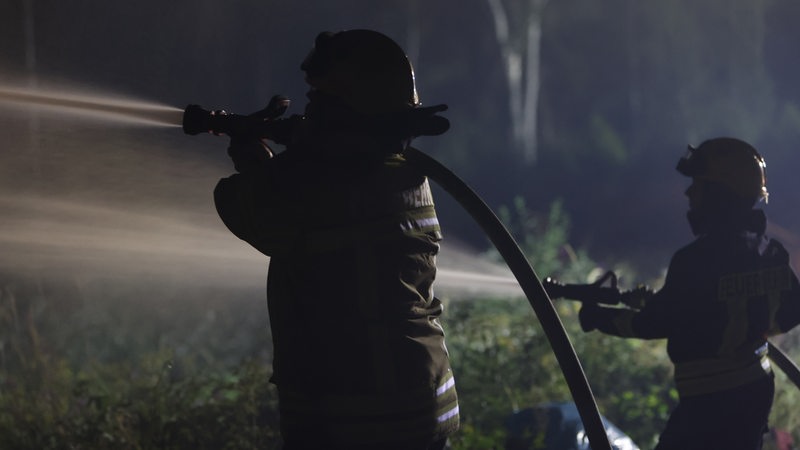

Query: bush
[[2, 196, 797, 449], [0, 273, 280, 450]]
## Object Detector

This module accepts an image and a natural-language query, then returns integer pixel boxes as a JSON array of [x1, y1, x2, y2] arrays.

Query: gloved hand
[[578, 303, 602, 332]]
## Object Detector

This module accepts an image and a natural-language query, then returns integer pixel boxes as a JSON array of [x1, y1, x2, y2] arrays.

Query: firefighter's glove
[[578, 303, 602, 332], [621, 285, 654, 310]]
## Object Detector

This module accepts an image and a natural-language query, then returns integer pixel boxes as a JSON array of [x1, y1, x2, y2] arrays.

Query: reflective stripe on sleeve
[[278, 372, 457, 418], [278, 372, 459, 445], [435, 371, 459, 425], [436, 372, 455, 396]]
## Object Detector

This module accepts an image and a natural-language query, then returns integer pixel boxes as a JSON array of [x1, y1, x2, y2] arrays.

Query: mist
[[2, 0, 800, 312], [4, 0, 800, 282], [2, 0, 800, 309], [0, 80, 521, 299], [3, 3, 800, 446]]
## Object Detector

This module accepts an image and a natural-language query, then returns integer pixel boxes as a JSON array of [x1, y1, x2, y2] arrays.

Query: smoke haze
[[0, 88, 519, 299]]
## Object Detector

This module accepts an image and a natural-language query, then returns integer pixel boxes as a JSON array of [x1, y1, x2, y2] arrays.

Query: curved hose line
[[768, 342, 800, 390], [403, 147, 612, 450]]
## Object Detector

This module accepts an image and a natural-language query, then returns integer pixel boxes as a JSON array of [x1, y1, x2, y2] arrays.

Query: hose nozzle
[[182, 104, 218, 135], [182, 95, 294, 142]]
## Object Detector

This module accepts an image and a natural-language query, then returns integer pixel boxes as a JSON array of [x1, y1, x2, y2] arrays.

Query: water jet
[[0, 84, 183, 127]]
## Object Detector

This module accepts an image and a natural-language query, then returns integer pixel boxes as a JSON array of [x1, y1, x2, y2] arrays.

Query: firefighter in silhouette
[[212, 30, 458, 450], [579, 138, 800, 450]]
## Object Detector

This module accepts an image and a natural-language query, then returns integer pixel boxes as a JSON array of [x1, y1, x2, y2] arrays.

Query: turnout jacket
[[213, 135, 459, 445], [588, 212, 800, 398]]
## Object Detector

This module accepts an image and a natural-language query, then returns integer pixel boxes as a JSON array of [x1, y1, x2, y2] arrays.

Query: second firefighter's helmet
[[677, 137, 768, 204], [301, 29, 420, 114]]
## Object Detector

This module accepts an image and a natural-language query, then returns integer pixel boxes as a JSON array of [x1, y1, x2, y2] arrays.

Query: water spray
[[0, 85, 183, 127]]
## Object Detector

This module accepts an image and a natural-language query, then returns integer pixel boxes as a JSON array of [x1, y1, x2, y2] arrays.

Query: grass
[[2, 270, 798, 449], [0, 272, 280, 450]]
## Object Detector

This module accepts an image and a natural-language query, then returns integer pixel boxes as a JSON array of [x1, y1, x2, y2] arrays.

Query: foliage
[[1, 200, 798, 449], [769, 328, 800, 439], [444, 295, 676, 449], [445, 198, 676, 448], [2, 1, 800, 448], [444, 297, 563, 449], [487, 196, 595, 282], [448, 198, 800, 448], [0, 275, 280, 450], [0, 355, 279, 450]]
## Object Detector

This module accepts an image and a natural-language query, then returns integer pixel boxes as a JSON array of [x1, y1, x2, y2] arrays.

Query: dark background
[[2, 0, 800, 284]]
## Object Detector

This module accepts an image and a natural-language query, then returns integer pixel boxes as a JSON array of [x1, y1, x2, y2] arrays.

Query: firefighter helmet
[[301, 29, 420, 114], [676, 137, 768, 204]]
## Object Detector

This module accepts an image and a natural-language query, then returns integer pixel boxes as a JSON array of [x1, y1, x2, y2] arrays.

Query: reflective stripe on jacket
[[673, 343, 772, 397]]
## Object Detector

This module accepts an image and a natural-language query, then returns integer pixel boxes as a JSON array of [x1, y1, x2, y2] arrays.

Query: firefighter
[[579, 138, 800, 450], [212, 30, 459, 450]]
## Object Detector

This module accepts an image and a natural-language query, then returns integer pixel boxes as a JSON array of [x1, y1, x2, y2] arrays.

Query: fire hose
[[401, 147, 612, 450], [182, 99, 613, 450], [545, 272, 800, 391]]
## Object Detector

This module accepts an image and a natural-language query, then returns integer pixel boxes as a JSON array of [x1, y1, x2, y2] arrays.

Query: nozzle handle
[[182, 96, 298, 144]]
